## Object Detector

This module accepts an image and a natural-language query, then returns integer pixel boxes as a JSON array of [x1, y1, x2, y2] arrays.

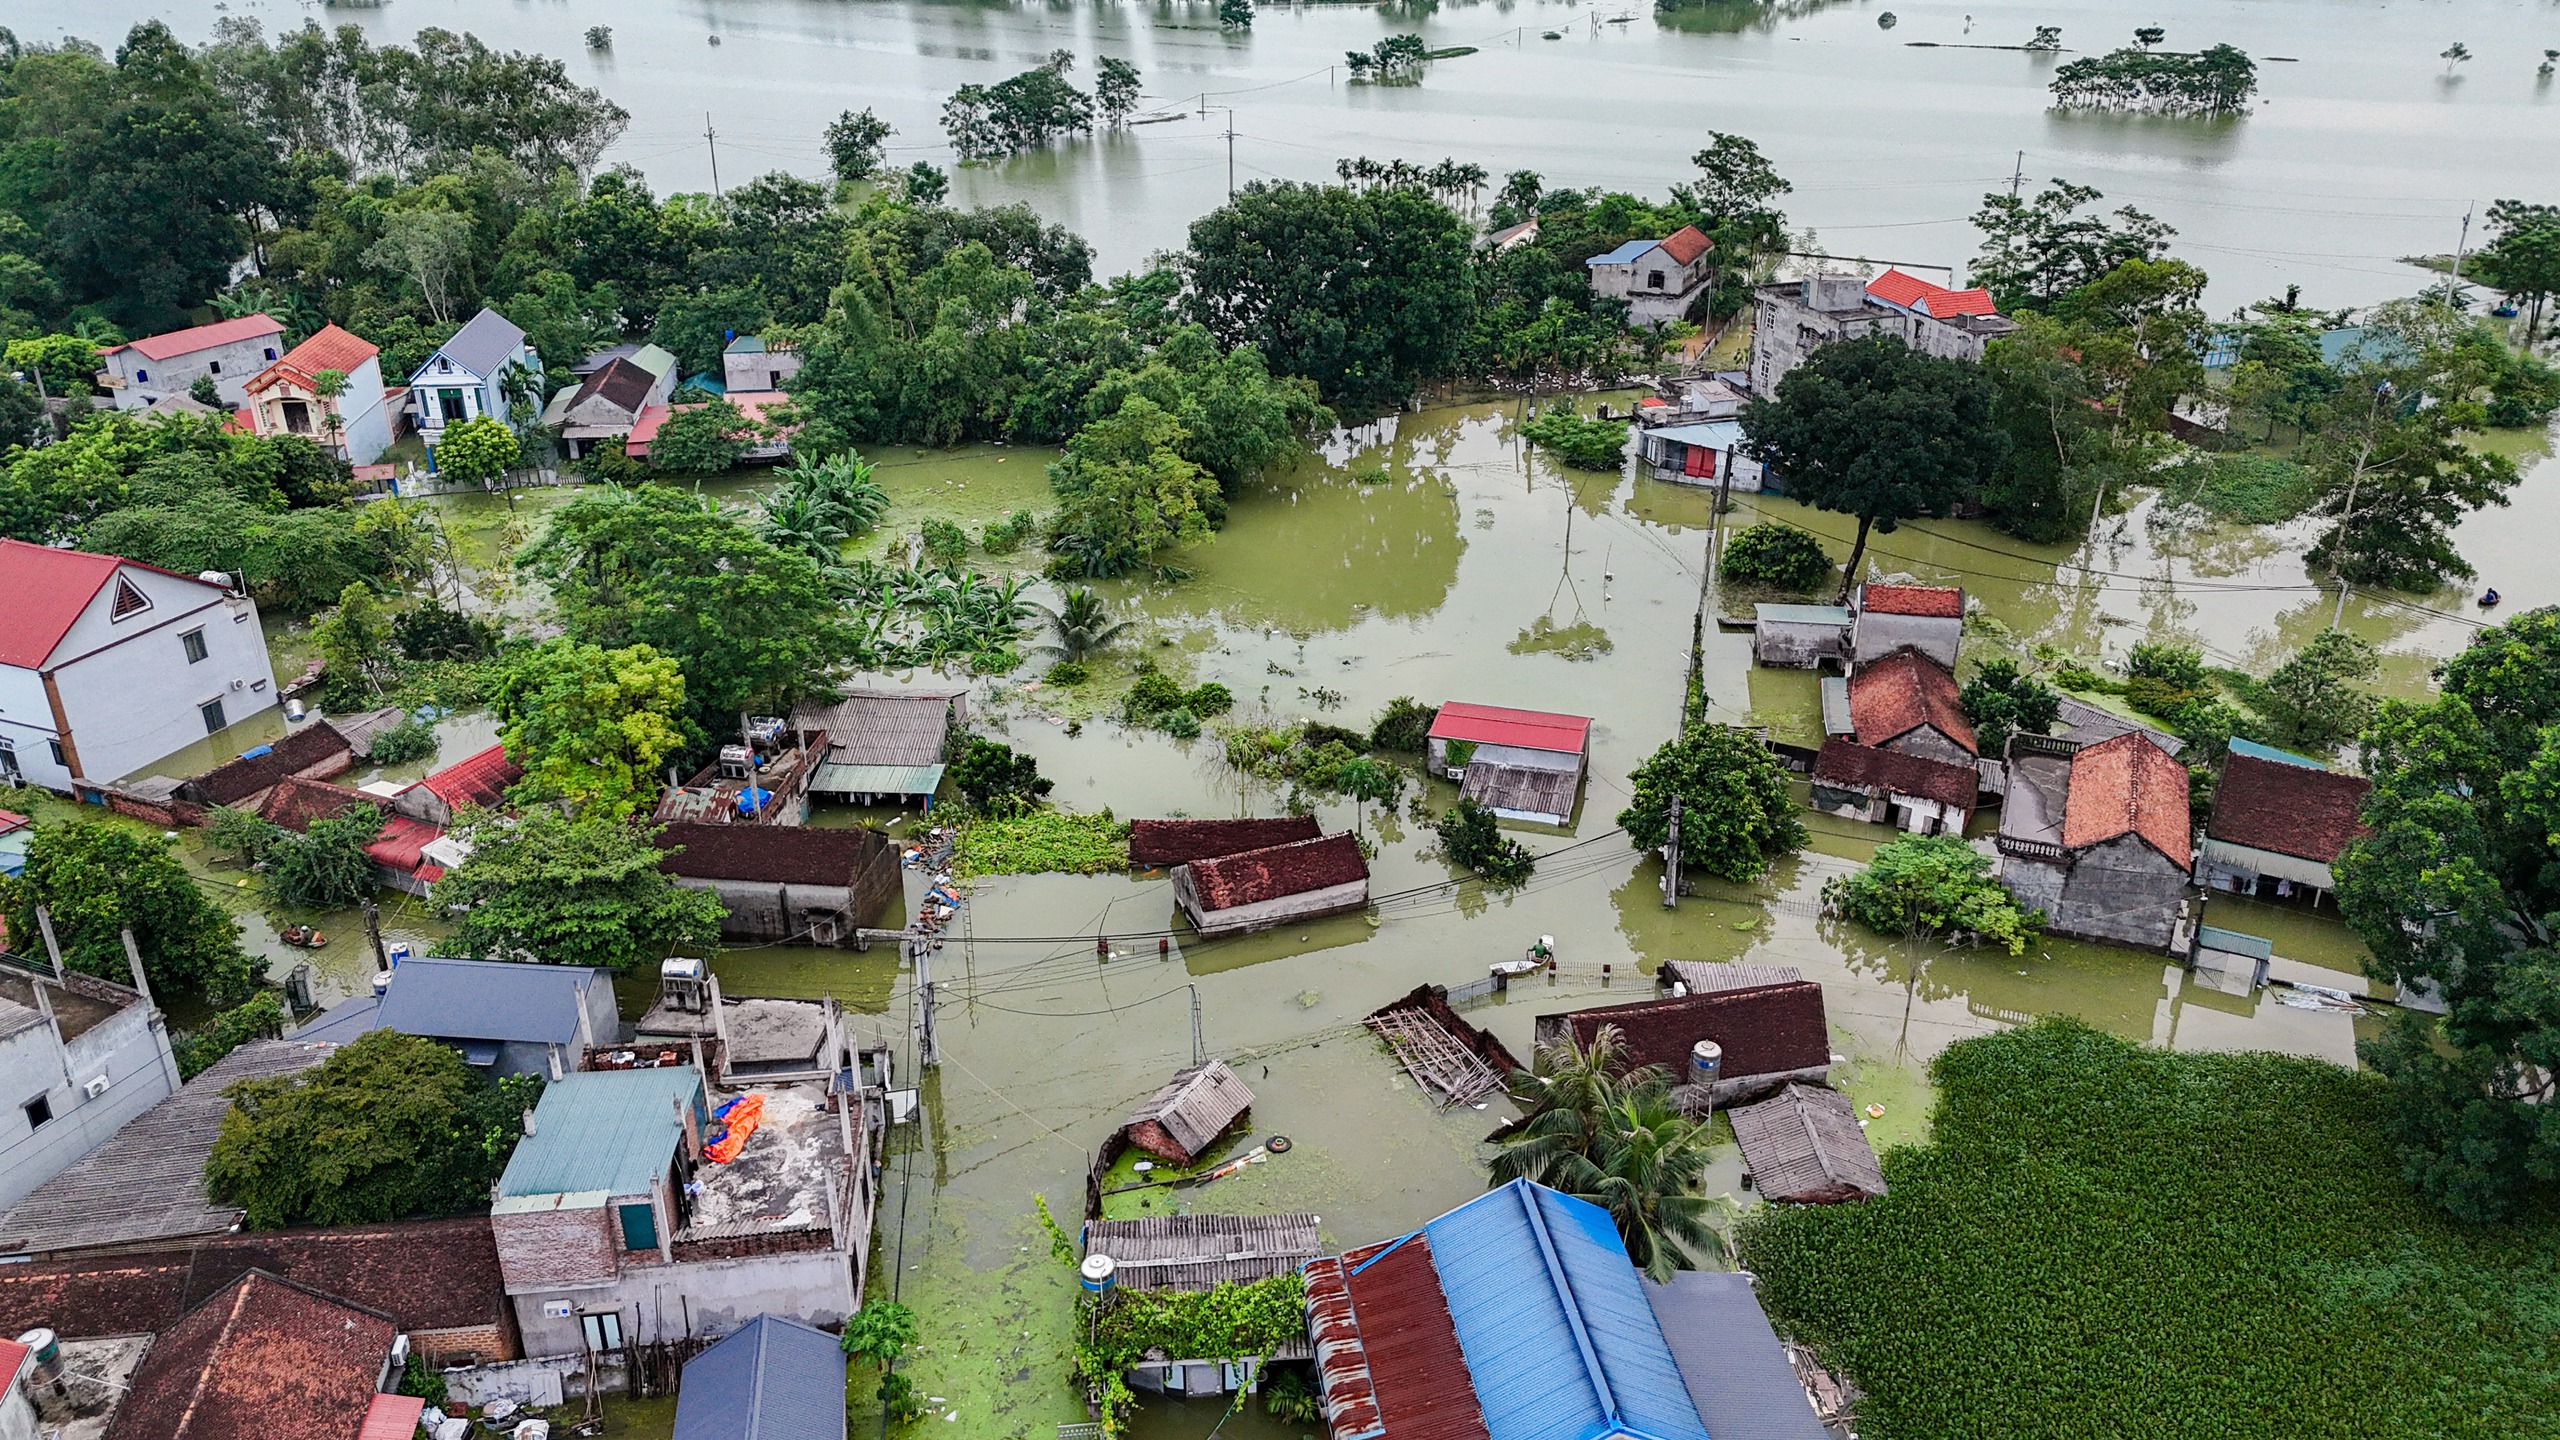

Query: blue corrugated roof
[[2195, 925, 2274, 960], [290, 957, 599, 1048], [2227, 737, 2329, 771], [674, 1315, 848, 1440], [1586, 240, 1658, 267], [499, 1068, 704, 1200], [1423, 1180, 1711, 1440]]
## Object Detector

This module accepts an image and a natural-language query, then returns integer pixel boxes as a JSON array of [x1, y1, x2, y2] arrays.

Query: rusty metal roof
[[1308, 1236, 1490, 1440]]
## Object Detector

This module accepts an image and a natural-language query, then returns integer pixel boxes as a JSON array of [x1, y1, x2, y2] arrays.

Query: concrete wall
[[1883, 727, 1975, 769], [1752, 622, 1847, 669], [510, 1249, 858, 1354], [1427, 739, 1582, 778], [0, 997, 176, 1213], [675, 877, 857, 945], [1750, 284, 1905, 397], [724, 350, 803, 393], [103, 333, 284, 410], [1850, 614, 1961, 670], [2049, 834, 2187, 951], [0, 664, 71, 791], [45, 567, 276, 786]]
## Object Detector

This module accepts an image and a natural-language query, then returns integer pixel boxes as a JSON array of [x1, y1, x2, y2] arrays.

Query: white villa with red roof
[[93, 315, 286, 411], [1428, 702, 1594, 825], [243, 323, 392, 464], [1749, 269, 2019, 397], [0, 540, 278, 792]]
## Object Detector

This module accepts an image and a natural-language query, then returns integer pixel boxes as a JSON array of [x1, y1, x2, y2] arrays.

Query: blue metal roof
[[1422, 1180, 1711, 1440], [2226, 737, 2329, 771], [499, 1068, 705, 1200], [674, 1314, 848, 1440], [292, 956, 600, 1047], [1586, 240, 1658, 267]]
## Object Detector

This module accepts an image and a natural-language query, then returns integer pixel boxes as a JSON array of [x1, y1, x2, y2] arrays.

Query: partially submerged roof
[[363, 814, 443, 875], [106, 1270, 394, 1440], [2060, 731, 2192, 868], [1640, 419, 1742, 448], [417, 307, 528, 379], [258, 775, 366, 832], [675, 1313, 848, 1440], [1462, 761, 1581, 822], [1661, 960, 1806, 995], [0, 1040, 336, 1257], [184, 720, 353, 807], [792, 686, 968, 768], [657, 822, 888, 887], [1422, 1179, 1711, 1440], [1430, 701, 1593, 755], [299, 956, 601, 1047], [1846, 649, 1975, 754], [415, 742, 520, 810], [1081, 1212, 1321, 1291], [1856, 583, 1964, 619], [1182, 832, 1369, 911], [1644, 1271, 1831, 1440], [1127, 816, 1321, 867], [104, 314, 283, 362], [2053, 695, 2185, 757], [498, 1067, 703, 1199], [1728, 1084, 1888, 1204], [1812, 738, 1978, 811], [2207, 751, 2371, 864], [1123, 1060, 1255, 1160], [1547, 982, 1832, 1082]]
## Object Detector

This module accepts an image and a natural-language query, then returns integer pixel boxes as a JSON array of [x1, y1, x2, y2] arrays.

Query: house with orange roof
[[1849, 582, 1965, 670], [243, 324, 393, 464], [1585, 224, 1716, 325], [1997, 730, 2196, 951], [1749, 269, 2019, 397], [94, 315, 285, 411]]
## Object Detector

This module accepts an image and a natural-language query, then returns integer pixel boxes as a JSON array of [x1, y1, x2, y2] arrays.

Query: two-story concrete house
[[1584, 225, 1715, 326], [489, 1065, 875, 1357], [1998, 731, 2196, 951], [94, 316, 285, 411], [0, 959, 179, 1216], [1850, 583, 1964, 670], [242, 324, 393, 465], [722, 336, 803, 395], [0, 541, 278, 792], [1750, 269, 2018, 396], [409, 308, 539, 443]]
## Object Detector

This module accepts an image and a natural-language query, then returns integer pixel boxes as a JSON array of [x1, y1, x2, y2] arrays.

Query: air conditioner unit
[[230, 679, 247, 691], [81, 1075, 109, 1100]]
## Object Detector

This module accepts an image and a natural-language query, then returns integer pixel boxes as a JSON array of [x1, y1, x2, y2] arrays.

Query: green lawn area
[[1739, 1020, 2560, 1440]]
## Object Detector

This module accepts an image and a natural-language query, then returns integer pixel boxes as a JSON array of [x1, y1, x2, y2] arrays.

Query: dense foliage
[[1518, 409, 1631, 470], [1956, 658, 2061, 757], [436, 813, 726, 971], [492, 640, 688, 819], [2252, 630, 2377, 757], [1719, 522, 1835, 593], [0, 822, 256, 1001], [1436, 798, 1537, 886], [1122, 663, 1235, 737], [949, 737, 1053, 814], [263, 804, 388, 911], [1822, 833, 2041, 955], [1491, 1026, 1726, 1281], [954, 810, 1128, 878], [1368, 696, 1437, 753], [205, 1030, 539, 1228], [1617, 724, 1806, 881], [173, 991, 288, 1081], [1742, 1019, 2560, 1439], [2048, 44, 2258, 114], [942, 52, 1137, 160]]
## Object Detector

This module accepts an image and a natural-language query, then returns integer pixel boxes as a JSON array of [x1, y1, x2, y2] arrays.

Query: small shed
[[1120, 1060, 1255, 1167], [1727, 1084, 1887, 1204], [1460, 762, 1582, 826], [673, 1313, 847, 1440], [1171, 832, 1370, 939], [1849, 583, 1963, 670], [1660, 961, 1805, 996], [1637, 418, 1763, 490], [2190, 925, 2274, 995], [2052, 695, 2184, 757], [1127, 816, 1321, 868], [1751, 604, 1851, 670], [1081, 1212, 1321, 1292], [795, 685, 968, 808]]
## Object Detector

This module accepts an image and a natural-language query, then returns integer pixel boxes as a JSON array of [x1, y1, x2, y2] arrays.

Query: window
[[22, 1096, 50, 1131], [280, 399, 312, 434], [262, 347, 277, 361], [207, 360, 221, 375], [135, 369, 148, 383], [199, 698, 227, 735], [0, 740, 17, 781], [181, 628, 208, 664], [110, 577, 151, 619], [1648, 269, 1666, 290], [47, 740, 66, 769], [617, 1201, 658, 1252], [579, 1310, 625, 1354]]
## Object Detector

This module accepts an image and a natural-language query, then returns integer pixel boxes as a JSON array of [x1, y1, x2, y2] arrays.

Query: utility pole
[[1222, 109, 1237, 199], [1661, 793, 1682, 908], [913, 937, 940, 1067], [705, 113, 723, 198], [2445, 203, 2475, 305], [1189, 986, 1204, 1066], [2008, 150, 2026, 199], [362, 898, 389, 976]]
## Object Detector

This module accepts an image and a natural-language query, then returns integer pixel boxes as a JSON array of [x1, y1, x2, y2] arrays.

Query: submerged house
[[1846, 648, 1976, 767], [1808, 737, 1978, 835], [1750, 603, 1852, 670], [1534, 979, 1833, 1109], [1849, 584, 1964, 671], [1750, 269, 2016, 396], [2197, 740, 2371, 903], [1118, 1059, 1255, 1168], [656, 823, 902, 948], [1997, 731, 2195, 951], [1128, 816, 1322, 868], [723, 335, 805, 394], [1171, 832, 1371, 938], [1635, 417, 1763, 490], [796, 685, 969, 809], [0, 962, 180, 1216], [1427, 702, 1593, 825], [1727, 1083, 1887, 1204], [1082, 1212, 1321, 1294]]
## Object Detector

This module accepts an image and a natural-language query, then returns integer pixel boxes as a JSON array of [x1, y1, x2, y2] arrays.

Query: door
[[281, 399, 311, 434], [439, 389, 468, 422]]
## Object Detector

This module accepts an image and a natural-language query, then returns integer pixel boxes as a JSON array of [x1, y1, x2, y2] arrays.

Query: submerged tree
[[2048, 44, 2258, 115], [1618, 723, 1805, 881]]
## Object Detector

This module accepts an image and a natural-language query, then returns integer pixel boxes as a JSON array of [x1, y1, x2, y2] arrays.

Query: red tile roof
[[258, 777, 367, 833], [0, 539, 172, 669], [105, 1270, 394, 1440], [624, 402, 672, 452], [1307, 1236, 1490, 1440], [418, 743, 520, 810], [1128, 816, 1322, 867], [1183, 832, 1369, 911], [1859, 583, 1964, 619], [1658, 224, 1714, 266], [1428, 702, 1593, 756], [182, 721, 355, 808], [655, 821, 893, 887], [246, 324, 378, 395], [105, 315, 283, 363], [1866, 269, 2000, 319], [360, 1395, 426, 1440], [1812, 738, 1979, 812], [2207, 752, 2371, 864], [1547, 980, 1833, 1081], [0, 1336, 26, 1395], [364, 815, 443, 873], [1848, 649, 1976, 755], [2061, 732, 2192, 867]]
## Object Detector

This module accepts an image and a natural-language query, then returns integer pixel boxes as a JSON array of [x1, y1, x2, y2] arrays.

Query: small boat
[[2479, 589, 2501, 608], [1490, 957, 1544, 979], [278, 925, 328, 949]]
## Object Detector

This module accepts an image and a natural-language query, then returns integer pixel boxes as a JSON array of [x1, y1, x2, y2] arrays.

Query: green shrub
[[1519, 409, 1631, 470], [365, 716, 439, 766], [980, 509, 1039, 555], [2126, 640, 2208, 690], [1186, 682, 1234, 717], [920, 517, 970, 566], [954, 810, 1127, 877], [1721, 522, 1836, 592], [1122, 663, 1231, 733], [1958, 659, 2061, 755], [2123, 674, 2212, 720], [2173, 454, 2319, 523], [174, 992, 288, 1081], [950, 737, 1052, 814], [2051, 663, 2121, 694], [1159, 707, 1202, 738], [1436, 798, 1535, 886], [1821, 833, 2040, 955], [1045, 660, 1091, 685], [1369, 696, 1436, 752]]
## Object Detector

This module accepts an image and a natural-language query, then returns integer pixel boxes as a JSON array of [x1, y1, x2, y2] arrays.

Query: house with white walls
[[408, 308, 540, 443], [93, 316, 285, 411], [243, 324, 392, 464]]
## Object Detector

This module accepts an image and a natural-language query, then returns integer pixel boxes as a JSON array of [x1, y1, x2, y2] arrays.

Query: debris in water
[[1295, 989, 1323, 1008], [1865, 1103, 1886, 1119]]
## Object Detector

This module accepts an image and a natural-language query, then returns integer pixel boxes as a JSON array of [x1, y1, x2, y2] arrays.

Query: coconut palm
[[1552, 1089, 1730, 1282], [1490, 1024, 1662, 1187], [1034, 588, 1130, 664]]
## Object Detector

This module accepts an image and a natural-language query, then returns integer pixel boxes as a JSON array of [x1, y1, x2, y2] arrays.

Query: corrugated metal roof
[[1460, 762, 1580, 823], [2224, 737, 2328, 770], [674, 1314, 848, 1440], [1430, 702, 1592, 755], [416, 307, 527, 380], [1123, 1060, 1255, 1158], [1818, 676, 1852, 737], [1643, 1272, 1831, 1440], [1082, 1213, 1321, 1291], [1586, 239, 1657, 267], [1309, 1238, 1490, 1440], [1661, 961, 1805, 995], [2195, 926, 2274, 960], [499, 1068, 703, 1200], [360, 1394, 428, 1440], [1727, 1084, 1888, 1204], [1422, 1180, 1711, 1440], [808, 761, 944, 797], [1641, 421, 1743, 448]]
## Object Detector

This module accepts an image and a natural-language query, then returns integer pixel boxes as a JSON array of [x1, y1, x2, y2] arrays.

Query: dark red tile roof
[[573, 356, 656, 414], [1127, 816, 1321, 867], [258, 777, 367, 833], [1308, 1235, 1490, 1440], [656, 821, 892, 887], [1812, 739, 1978, 812], [1859, 583, 1964, 619], [2062, 732, 2192, 868], [185, 721, 352, 806], [2207, 752, 2371, 864], [1547, 981, 1833, 1081], [105, 1270, 393, 1440], [0, 1217, 511, 1340], [1182, 833, 1369, 911], [1866, 269, 2001, 319], [418, 743, 520, 810], [1848, 649, 1976, 755], [1658, 225, 1714, 266]]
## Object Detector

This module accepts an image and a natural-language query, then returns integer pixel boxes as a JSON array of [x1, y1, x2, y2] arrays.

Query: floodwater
[[33, 0, 2560, 310]]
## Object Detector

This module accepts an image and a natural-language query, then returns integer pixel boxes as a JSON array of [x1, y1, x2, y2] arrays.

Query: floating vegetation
[[954, 809, 1128, 877]]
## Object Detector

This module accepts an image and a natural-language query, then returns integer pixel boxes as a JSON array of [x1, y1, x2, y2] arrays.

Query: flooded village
[[0, 3, 2556, 1439]]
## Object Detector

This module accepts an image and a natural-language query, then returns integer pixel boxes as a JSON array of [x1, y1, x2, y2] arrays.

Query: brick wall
[[492, 1204, 618, 1288], [414, 1321, 519, 1366]]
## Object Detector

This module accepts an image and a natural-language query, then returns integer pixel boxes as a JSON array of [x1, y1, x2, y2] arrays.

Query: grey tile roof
[[674, 1314, 847, 1440], [1644, 1271, 1831, 1440], [416, 307, 527, 381]]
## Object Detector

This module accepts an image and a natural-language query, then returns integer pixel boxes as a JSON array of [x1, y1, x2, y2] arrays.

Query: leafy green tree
[[204, 1030, 537, 1228], [1719, 522, 1834, 592], [1740, 334, 2007, 595], [942, 57, 1096, 159], [950, 737, 1053, 814], [1958, 659, 2062, 756], [264, 804, 386, 910], [188, 375, 223, 406], [1674, 131, 1792, 225], [646, 399, 760, 474], [2049, 257, 2211, 434], [2255, 630, 2378, 757], [1045, 396, 1221, 577], [1183, 181, 1475, 408], [1034, 588, 1130, 664], [434, 415, 521, 490], [173, 991, 287, 1081], [1520, 409, 1631, 470], [1437, 798, 1536, 885], [1076, 326, 1331, 491], [1218, 0, 1255, 26], [361, 206, 475, 325], [438, 812, 726, 971], [1094, 58, 1142, 122], [1617, 724, 1806, 881], [903, 162, 950, 208], [392, 601, 495, 662], [650, 283, 770, 379], [823, 108, 894, 184], [1969, 179, 2175, 310], [311, 582, 394, 698], [1823, 833, 2042, 955], [2, 335, 101, 396], [843, 1300, 919, 1370], [2475, 200, 2560, 338], [1368, 697, 1437, 753], [491, 640, 689, 819], [0, 822, 257, 1001]]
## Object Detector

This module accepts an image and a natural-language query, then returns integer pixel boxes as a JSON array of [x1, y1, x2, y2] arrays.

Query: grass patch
[[953, 809, 1128, 878], [1739, 1019, 2560, 1440], [2162, 454, 2319, 524]]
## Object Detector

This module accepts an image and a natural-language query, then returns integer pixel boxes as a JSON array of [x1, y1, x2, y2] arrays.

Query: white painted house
[[242, 324, 393, 465], [1584, 225, 1716, 326], [93, 315, 285, 411], [408, 308, 540, 443], [0, 541, 278, 792], [0, 963, 179, 1216]]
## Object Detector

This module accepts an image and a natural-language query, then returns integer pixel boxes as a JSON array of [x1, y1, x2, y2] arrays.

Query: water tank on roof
[[372, 970, 394, 997], [717, 745, 755, 781], [1690, 1039, 1724, 1095], [1080, 1255, 1117, 1294]]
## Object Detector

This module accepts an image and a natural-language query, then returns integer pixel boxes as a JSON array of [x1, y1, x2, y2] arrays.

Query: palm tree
[[1034, 588, 1129, 664], [1553, 1089, 1729, 1282]]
